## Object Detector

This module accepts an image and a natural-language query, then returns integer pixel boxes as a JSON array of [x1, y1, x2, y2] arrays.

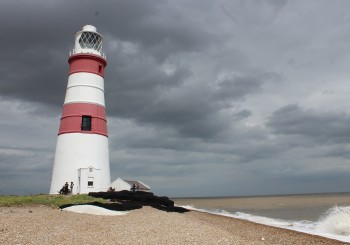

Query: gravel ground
[[0, 206, 347, 244]]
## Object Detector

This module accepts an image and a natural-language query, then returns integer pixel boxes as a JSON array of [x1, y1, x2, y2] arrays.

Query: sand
[[0, 206, 347, 244]]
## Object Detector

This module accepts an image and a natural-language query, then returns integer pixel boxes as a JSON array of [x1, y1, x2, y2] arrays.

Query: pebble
[[0, 206, 345, 244]]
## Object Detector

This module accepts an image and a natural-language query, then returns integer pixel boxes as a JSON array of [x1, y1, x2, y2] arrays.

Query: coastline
[[1, 205, 346, 244]]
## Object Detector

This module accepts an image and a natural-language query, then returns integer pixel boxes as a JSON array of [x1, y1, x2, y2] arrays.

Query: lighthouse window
[[81, 116, 92, 131], [88, 177, 94, 187]]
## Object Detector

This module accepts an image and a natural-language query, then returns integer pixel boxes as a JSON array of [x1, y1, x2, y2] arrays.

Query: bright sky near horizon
[[1, 0, 350, 197]]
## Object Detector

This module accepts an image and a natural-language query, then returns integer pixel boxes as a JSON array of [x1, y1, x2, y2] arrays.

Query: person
[[64, 182, 69, 194], [136, 184, 140, 192], [70, 182, 74, 194], [131, 184, 136, 192]]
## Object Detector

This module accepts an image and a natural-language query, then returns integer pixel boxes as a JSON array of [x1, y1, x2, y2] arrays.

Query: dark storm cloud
[[0, 150, 52, 195], [318, 146, 350, 159], [108, 117, 281, 167], [0, 152, 50, 176], [105, 43, 191, 120], [0, 0, 257, 140], [214, 74, 264, 101], [267, 104, 350, 143], [106, 65, 275, 139], [233, 109, 252, 120], [0, 1, 77, 107], [0, 0, 217, 110]]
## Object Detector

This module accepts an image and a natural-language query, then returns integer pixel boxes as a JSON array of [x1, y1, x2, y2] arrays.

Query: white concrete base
[[50, 133, 110, 194]]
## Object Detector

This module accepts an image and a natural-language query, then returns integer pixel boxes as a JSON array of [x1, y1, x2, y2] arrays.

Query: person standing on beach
[[64, 182, 69, 194], [70, 182, 74, 194]]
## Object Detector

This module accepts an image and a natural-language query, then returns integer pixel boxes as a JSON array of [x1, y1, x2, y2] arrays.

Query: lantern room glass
[[78, 32, 102, 52]]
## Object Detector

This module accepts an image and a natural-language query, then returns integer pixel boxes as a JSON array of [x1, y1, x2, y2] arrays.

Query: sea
[[173, 192, 350, 243]]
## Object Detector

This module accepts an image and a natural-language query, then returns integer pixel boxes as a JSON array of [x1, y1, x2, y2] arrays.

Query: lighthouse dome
[[82, 25, 97, 32]]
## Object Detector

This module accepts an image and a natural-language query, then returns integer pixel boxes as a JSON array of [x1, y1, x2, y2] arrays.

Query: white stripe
[[64, 72, 105, 106]]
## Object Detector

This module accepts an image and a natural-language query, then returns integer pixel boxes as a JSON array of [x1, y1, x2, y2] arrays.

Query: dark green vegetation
[[0, 194, 106, 207]]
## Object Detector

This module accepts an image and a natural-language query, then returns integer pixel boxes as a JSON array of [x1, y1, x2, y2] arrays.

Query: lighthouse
[[50, 25, 110, 194]]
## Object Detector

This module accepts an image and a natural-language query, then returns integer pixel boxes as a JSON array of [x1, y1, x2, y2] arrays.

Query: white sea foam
[[180, 205, 350, 243], [317, 206, 350, 236]]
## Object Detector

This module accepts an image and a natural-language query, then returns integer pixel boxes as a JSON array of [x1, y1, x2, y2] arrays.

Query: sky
[[1, 0, 350, 197]]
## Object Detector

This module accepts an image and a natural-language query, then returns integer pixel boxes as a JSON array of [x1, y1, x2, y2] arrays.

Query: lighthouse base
[[49, 133, 110, 194]]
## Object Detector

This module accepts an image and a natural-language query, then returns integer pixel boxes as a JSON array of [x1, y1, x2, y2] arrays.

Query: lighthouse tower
[[50, 25, 110, 194]]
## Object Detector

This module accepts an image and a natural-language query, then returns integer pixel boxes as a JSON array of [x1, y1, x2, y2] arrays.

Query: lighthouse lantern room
[[50, 25, 111, 194]]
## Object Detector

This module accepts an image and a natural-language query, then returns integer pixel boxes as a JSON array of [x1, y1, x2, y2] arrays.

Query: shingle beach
[[1, 206, 347, 244]]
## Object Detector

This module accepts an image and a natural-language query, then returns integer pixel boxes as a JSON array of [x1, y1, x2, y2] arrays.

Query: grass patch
[[0, 194, 107, 208]]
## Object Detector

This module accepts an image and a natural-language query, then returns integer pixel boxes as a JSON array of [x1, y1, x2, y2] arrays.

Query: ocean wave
[[317, 206, 350, 236], [180, 205, 350, 243]]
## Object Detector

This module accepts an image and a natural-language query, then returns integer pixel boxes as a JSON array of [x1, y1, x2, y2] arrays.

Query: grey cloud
[[132, 88, 229, 139], [105, 50, 191, 120], [108, 118, 280, 167], [0, 150, 52, 195], [107, 68, 275, 140], [233, 109, 252, 120], [0, 0, 215, 109], [264, 0, 289, 11], [267, 104, 350, 143], [314, 145, 350, 160], [214, 75, 263, 101]]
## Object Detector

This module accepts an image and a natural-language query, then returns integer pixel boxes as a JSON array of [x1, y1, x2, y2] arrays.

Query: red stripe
[[58, 103, 108, 136], [68, 54, 107, 77]]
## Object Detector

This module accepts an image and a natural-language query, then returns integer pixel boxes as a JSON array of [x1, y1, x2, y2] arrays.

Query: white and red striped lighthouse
[[50, 25, 110, 194]]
